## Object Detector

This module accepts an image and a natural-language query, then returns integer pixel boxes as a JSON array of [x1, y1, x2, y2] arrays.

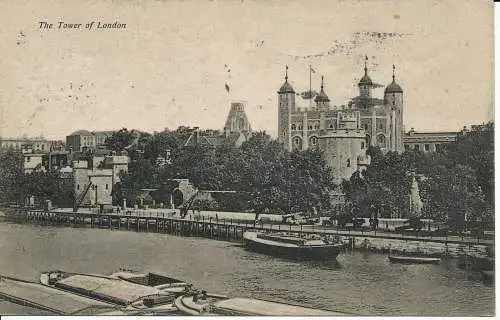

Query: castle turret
[[223, 101, 251, 136], [385, 65, 404, 152], [358, 56, 373, 99], [277, 65, 296, 151], [314, 75, 330, 111]]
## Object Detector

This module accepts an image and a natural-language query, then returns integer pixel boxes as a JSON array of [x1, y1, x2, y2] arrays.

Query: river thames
[[0, 222, 494, 316]]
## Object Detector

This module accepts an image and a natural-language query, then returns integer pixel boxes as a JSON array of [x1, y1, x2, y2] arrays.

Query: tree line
[[0, 122, 493, 234], [341, 122, 494, 232]]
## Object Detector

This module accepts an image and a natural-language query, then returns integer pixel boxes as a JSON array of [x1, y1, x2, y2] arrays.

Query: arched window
[[298, 125, 303, 130], [106, 184, 109, 190], [238, 118, 245, 130], [291, 124, 296, 130], [292, 137, 303, 150], [365, 134, 371, 146], [346, 159, 351, 167], [361, 142, 365, 149], [314, 123, 320, 130], [377, 134, 386, 147], [364, 123, 369, 130], [310, 136, 318, 146]]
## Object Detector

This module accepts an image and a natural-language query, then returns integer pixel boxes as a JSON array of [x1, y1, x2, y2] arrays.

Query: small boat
[[388, 255, 441, 265], [174, 292, 348, 316], [243, 231, 346, 260]]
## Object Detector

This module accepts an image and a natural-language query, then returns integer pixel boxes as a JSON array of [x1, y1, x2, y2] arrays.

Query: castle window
[[424, 144, 430, 152], [291, 124, 296, 130], [308, 125, 312, 130], [377, 134, 386, 148], [77, 184, 80, 190], [361, 142, 365, 149], [346, 159, 351, 167], [298, 125, 303, 130], [415, 145, 420, 151], [404, 144, 409, 150], [310, 136, 318, 146], [314, 123, 320, 130], [435, 144, 441, 152], [106, 184, 109, 190], [378, 123, 384, 130], [364, 123, 368, 130], [26, 157, 31, 162], [329, 124, 334, 129], [294, 137, 301, 145]]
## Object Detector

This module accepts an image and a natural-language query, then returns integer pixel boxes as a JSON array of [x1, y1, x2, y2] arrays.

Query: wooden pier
[[5, 209, 490, 241]]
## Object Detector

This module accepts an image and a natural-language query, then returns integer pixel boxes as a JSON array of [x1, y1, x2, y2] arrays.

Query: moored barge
[[243, 230, 346, 260]]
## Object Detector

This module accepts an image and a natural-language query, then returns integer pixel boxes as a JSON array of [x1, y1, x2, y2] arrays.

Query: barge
[[174, 292, 348, 316], [243, 231, 346, 260], [39, 269, 191, 315]]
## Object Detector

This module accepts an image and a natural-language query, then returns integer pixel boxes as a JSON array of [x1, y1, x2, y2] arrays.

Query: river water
[[0, 222, 494, 316]]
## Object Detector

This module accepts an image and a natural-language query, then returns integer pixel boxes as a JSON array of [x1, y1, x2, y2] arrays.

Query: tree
[[0, 151, 24, 204], [104, 128, 134, 152]]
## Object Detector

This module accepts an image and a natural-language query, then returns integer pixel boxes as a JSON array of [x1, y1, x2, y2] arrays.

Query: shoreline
[[1, 207, 493, 260]]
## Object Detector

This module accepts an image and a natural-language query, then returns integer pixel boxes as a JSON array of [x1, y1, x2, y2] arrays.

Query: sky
[[0, 0, 493, 140]]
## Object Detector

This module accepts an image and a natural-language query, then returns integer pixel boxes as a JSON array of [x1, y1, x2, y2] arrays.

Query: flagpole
[[309, 65, 312, 109]]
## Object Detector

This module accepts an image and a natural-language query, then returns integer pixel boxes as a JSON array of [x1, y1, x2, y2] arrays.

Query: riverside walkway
[[4, 207, 493, 248]]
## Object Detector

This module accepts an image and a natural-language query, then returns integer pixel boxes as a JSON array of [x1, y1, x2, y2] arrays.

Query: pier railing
[[4, 208, 493, 250]]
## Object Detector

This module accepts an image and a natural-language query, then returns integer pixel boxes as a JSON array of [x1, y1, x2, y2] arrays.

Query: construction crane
[[73, 182, 93, 212]]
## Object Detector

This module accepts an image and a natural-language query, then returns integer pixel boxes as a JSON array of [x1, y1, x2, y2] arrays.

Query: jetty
[[2, 208, 492, 258]]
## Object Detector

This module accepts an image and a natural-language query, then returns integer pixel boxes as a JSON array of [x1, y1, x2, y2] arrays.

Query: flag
[[225, 83, 230, 93], [310, 66, 316, 73], [300, 90, 319, 100]]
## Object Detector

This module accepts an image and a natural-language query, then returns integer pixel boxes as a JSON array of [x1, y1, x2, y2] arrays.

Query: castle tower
[[314, 75, 330, 111], [384, 64, 404, 152], [223, 101, 252, 136], [277, 65, 295, 151], [358, 56, 373, 99]]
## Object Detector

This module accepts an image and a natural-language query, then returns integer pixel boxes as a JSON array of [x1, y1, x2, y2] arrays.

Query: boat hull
[[243, 232, 345, 260], [388, 256, 440, 265]]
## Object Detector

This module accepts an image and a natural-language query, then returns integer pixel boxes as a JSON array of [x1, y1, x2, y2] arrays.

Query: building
[[277, 61, 464, 185], [73, 160, 113, 206], [66, 130, 115, 152], [403, 128, 458, 152], [22, 152, 44, 174], [0, 137, 63, 153], [277, 62, 405, 184], [72, 154, 130, 207], [184, 101, 253, 148]]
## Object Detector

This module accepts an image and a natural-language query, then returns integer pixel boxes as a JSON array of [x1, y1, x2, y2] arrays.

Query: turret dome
[[279, 81, 295, 94], [314, 76, 330, 102], [385, 80, 403, 93], [278, 65, 295, 94], [358, 73, 373, 86], [385, 65, 403, 93]]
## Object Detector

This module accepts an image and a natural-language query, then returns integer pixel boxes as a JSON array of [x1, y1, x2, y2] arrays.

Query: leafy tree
[[0, 151, 24, 204]]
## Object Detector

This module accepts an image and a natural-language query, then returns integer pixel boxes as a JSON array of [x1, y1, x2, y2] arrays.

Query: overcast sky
[[0, 0, 493, 140]]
